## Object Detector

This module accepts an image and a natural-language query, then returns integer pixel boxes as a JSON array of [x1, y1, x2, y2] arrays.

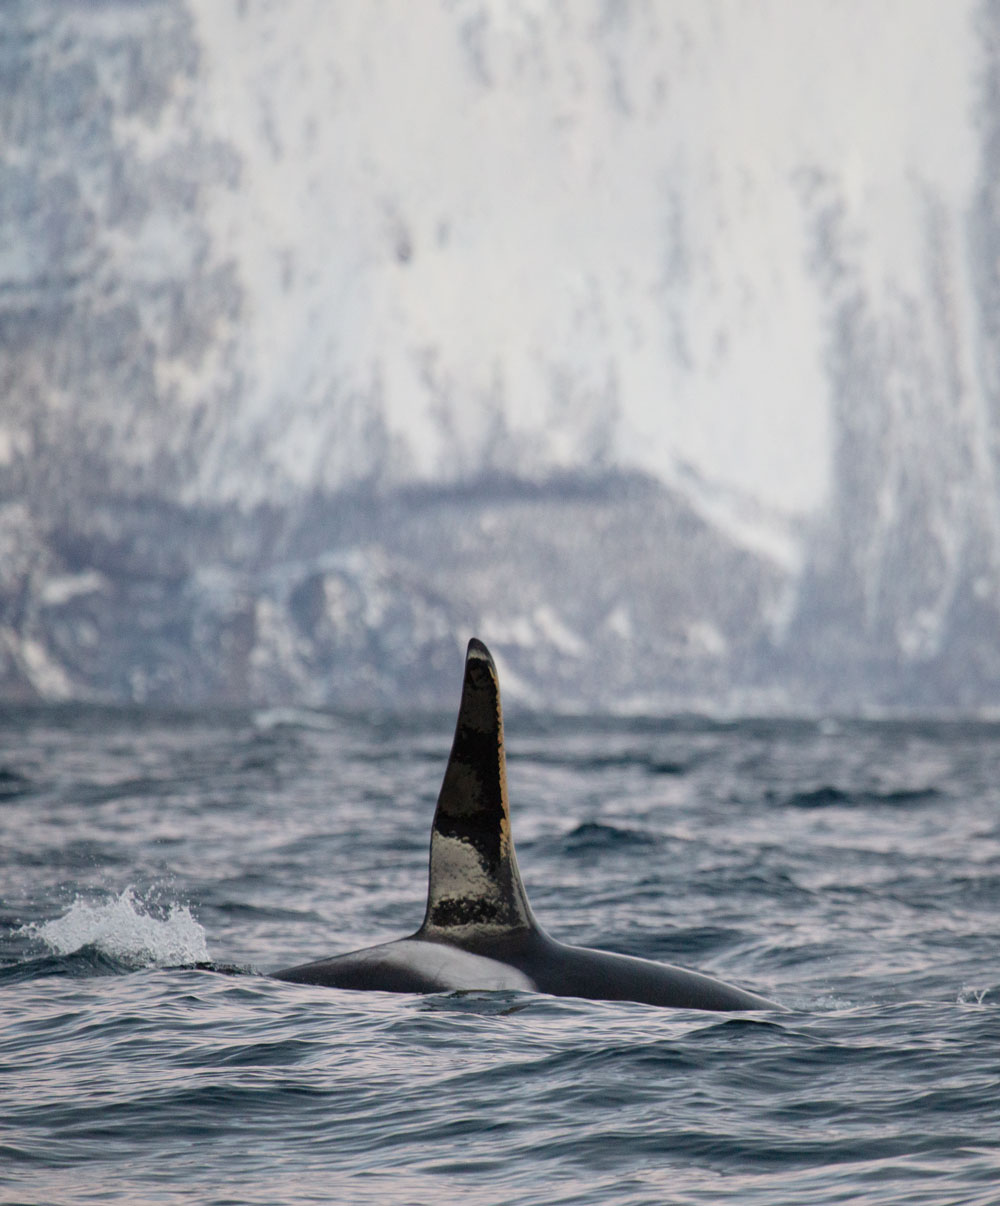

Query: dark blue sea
[[2, 705, 999, 1204]]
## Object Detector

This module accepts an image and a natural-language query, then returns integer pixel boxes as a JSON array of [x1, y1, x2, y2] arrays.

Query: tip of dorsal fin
[[420, 638, 536, 936]]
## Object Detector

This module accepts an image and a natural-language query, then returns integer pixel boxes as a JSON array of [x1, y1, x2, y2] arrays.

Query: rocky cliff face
[[0, 473, 788, 709], [3, 2, 1000, 712]]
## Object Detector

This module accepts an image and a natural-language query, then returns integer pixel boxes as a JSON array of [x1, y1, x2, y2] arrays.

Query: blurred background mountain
[[3, 0, 1000, 713]]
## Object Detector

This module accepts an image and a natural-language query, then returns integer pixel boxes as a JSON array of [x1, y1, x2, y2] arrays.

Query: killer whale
[[274, 639, 780, 1011]]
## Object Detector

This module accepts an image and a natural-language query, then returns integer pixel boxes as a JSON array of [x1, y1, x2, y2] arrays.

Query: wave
[[251, 707, 338, 733], [560, 821, 660, 851], [0, 944, 136, 984], [782, 786, 941, 809], [0, 767, 33, 799]]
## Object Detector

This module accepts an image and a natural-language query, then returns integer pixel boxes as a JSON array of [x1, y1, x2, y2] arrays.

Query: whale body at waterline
[[274, 639, 781, 1011]]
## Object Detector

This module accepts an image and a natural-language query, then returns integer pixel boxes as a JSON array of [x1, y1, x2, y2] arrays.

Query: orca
[[274, 639, 780, 1011]]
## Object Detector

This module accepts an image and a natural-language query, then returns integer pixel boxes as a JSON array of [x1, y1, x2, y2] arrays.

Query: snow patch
[[40, 571, 109, 608]]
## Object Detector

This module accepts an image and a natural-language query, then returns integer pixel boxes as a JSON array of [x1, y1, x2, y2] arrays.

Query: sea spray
[[23, 887, 210, 968]]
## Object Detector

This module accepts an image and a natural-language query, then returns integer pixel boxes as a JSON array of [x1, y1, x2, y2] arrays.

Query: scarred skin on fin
[[421, 638, 535, 934], [273, 639, 782, 1012]]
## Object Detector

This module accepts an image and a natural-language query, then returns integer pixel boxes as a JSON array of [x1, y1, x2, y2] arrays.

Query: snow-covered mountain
[[3, 0, 1000, 711]]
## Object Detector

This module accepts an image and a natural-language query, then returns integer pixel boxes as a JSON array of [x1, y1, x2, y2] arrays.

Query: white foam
[[957, 985, 995, 1007], [26, 887, 210, 968]]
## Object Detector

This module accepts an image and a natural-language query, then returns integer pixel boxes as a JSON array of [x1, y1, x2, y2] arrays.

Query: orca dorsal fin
[[420, 639, 536, 936]]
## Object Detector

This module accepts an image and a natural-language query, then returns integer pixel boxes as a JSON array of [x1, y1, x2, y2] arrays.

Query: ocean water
[[1, 703, 998, 1205]]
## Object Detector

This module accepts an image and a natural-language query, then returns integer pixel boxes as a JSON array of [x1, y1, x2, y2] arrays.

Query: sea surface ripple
[[2, 705, 999, 1204]]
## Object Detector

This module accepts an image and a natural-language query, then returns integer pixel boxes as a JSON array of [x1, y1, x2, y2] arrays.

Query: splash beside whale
[[274, 639, 780, 1011]]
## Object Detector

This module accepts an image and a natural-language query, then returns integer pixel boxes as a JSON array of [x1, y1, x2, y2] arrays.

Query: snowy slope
[[2, 0, 1000, 710]]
